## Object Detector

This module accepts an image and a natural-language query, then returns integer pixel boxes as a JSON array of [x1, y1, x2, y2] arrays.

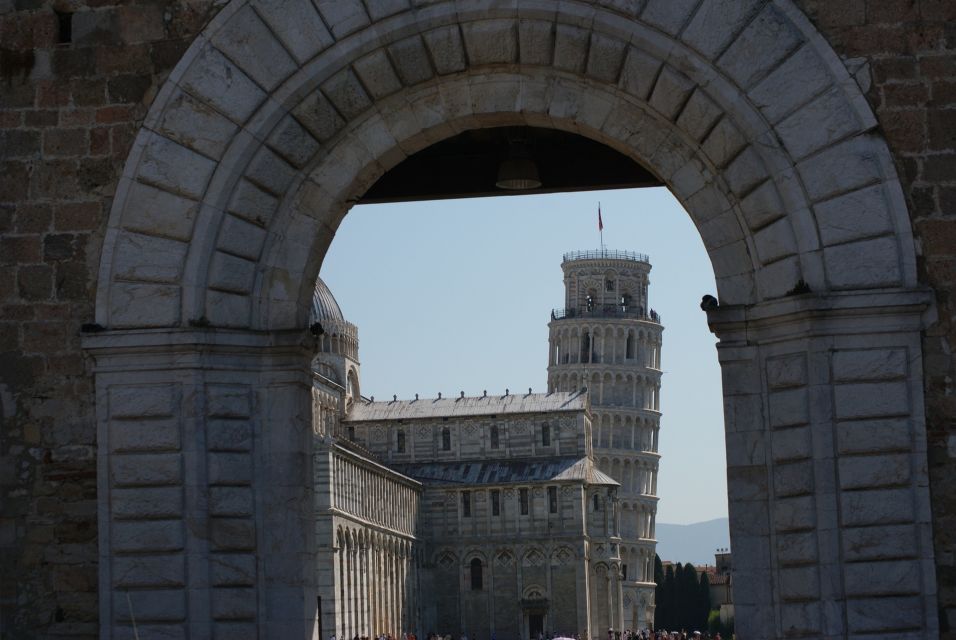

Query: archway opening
[[320, 120, 727, 633]]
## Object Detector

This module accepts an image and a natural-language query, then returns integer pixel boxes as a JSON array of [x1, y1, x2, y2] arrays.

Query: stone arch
[[83, 0, 939, 637]]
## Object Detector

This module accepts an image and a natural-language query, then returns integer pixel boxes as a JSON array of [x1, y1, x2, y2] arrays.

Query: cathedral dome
[[310, 277, 345, 324]]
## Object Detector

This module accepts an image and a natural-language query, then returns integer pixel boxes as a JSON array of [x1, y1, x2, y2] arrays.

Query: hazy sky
[[320, 186, 728, 524]]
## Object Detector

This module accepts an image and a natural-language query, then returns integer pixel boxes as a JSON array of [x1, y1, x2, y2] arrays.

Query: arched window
[[520, 488, 529, 515], [541, 424, 550, 447], [490, 425, 499, 449], [396, 429, 405, 453], [581, 331, 591, 362], [461, 491, 471, 518], [441, 427, 451, 451], [621, 293, 630, 311], [548, 486, 557, 513], [347, 426, 355, 442], [470, 558, 483, 590], [593, 493, 601, 512], [625, 333, 634, 359]]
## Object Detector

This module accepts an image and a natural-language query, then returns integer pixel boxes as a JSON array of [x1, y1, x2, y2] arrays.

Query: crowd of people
[[330, 628, 727, 640]]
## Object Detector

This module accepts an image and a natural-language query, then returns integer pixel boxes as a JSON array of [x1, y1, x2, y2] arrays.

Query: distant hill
[[654, 517, 730, 566]]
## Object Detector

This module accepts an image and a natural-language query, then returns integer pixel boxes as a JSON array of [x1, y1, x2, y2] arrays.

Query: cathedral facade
[[310, 250, 663, 639]]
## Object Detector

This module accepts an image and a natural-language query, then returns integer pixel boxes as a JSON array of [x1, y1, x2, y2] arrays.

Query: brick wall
[[2, 0, 956, 637], [792, 1, 956, 633], [0, 2, 215, 636]]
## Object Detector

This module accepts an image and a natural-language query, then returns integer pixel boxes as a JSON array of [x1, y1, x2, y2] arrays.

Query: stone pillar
[[84, 329, 317, 640], [707, 291, 938, 638]]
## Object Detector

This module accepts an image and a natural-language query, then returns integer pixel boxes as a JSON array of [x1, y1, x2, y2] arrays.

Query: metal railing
[[563, 249, 650, 263], [551, 306, 661, 322]]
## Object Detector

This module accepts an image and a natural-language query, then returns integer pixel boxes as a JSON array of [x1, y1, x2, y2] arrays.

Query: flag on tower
[[598, 204, 604, 231]]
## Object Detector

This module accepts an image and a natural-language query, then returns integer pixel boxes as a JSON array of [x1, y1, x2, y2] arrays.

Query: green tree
[[697, 570, 711, 631], [680, 563, 699, 630], [653, 555, 665, 630]]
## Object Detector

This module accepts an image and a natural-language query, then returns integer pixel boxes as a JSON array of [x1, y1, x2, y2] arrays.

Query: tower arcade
[[547, 250, 663, 629]]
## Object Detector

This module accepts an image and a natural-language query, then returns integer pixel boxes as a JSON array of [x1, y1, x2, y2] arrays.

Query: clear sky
[[320, 186, 728, 525]]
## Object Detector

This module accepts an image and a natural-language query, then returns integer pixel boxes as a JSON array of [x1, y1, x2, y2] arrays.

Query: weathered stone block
[[115, 588, 186, 622], [322, 69, 373, 121], [216, 214, 267, 261], [717, 4, 803, 90], [618, 46, 661, 101], [841, 488, 914, 526], [846, 596, 924, 633], [212, 6, 297, 92], [180, 46, 266, 124], [814, 183, 894, 247], [777, 86, 863, 160], [423, 25, 467, 75], [112, 487, 183, 520], [113, 231, 188, 284], [824, 236, 902, 289], [208, 421, 253, 453], [245, 145, 297, 196], [846, 560, 922, 597], [210, 486, 255, 517], [254, 0, 333, 64], [210, 553, 257, 586], [353, 50, 402, 100], [726, 465, 769, 501], [316, 0, 369, 39], [796, 136, 883, 203], [517, 20, 554, 66], [586, 33, 626, 83], [112, 521, 184, 553], [210, 518, 257, 551], [771, 426, 812, 462], [208, 453, 253, 486], [553, 24, 589, 74], [842, 523, 918, 561], [109, 418, 181, 453], [207, 251, 256, 295], [293, 91, 345, 142], [389, 36, 434, 86], [462, 20, 518, 66], [112, 554, 185, 588], [778, 565, 820, 601], [839, 453, 911, 489], [266, 114, 321, 169], [648, 66, 694, 122], [836, 418, 912, 455], [111, 454, 183, 487], [121, 181, 199, 242], [776, 531, 818, 565], [109, 385, 176, 419], [227, 178, 278, 227], [675, 89, 722, 142], [158, 89, 239, 160], [833, 348, 907, 382], [681, 0, 764, 60], [834, 381, 909, 420], [639, 0, 698, 35], [769, 387, 809, 428], [779, 601, 822, 635], [739, 179, 785, 231], [205, 290, 253, 328], [137, 134, 216, 200], [774, 460, 814, 497], [109, 282, 181, 328], [753, 217, 798, 264], [748, 44, 831, 124], [207, 386, 252, 419], [774, 494, 816, 532]]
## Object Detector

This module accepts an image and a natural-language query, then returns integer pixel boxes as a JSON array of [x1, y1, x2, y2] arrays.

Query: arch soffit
[[97, 0, 914, 330]]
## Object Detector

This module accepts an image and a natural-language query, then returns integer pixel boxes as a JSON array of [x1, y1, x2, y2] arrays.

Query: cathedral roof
[[310, 276, 344, 323], [345, 390, 588, 422], [388, 456, 618, 487]]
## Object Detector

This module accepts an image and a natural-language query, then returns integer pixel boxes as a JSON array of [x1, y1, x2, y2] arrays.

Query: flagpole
[[599, 202, 604, 253]]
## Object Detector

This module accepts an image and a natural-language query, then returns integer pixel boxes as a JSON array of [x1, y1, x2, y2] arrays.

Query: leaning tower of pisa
[[546, 249, 663, 631]]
